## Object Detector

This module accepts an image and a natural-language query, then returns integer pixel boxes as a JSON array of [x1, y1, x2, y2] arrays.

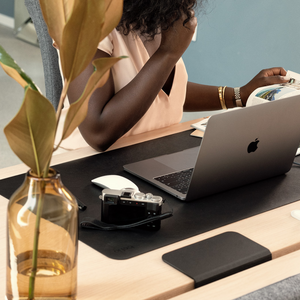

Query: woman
[[66, 0, 289, 152]]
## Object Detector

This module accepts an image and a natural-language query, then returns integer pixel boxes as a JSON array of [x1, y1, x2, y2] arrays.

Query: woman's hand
[[184, 67, 290, 111], [158, 10, 197, 62], [241, 67, 290, 105]]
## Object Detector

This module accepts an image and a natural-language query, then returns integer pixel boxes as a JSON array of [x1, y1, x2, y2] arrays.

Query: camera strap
[[80, 211, 173, 231]]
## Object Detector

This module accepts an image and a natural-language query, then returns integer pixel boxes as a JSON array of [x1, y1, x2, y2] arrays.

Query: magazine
[[246, 70, 300, 107]]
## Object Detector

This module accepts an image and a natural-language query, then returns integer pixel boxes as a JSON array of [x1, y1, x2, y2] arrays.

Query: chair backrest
[[24, 0, 62, 110], [234, 273, 300, 300]]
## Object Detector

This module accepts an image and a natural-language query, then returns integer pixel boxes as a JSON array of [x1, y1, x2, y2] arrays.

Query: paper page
[[191, 117, 210, 132]]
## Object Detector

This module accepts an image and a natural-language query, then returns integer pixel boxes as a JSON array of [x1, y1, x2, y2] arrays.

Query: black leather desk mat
[[1, 130, 300, 260]]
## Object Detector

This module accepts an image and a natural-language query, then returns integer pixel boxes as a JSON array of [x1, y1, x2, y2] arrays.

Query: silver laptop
[[124, 95, 300, 201]]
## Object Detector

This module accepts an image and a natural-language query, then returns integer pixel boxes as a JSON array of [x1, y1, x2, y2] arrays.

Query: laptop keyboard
[[154, 168, 194, 194]]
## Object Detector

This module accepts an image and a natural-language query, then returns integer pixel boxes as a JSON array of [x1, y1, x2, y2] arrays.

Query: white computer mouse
[[291, 210, 300, 221], [91, 175, 139, 191]]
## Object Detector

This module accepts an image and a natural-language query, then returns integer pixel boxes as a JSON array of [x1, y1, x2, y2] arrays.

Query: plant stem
[[28, 178, 46, 300]]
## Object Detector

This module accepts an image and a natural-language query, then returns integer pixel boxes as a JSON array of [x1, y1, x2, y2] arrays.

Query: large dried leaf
[[60, 0, 106, 81], [100, 0, 123, 42], [39, 0, 74, 49], [0, 45, 38, 91], [63, 0, 75, 20], [61, 57, 122, 141], [4, 88, 56, 177]]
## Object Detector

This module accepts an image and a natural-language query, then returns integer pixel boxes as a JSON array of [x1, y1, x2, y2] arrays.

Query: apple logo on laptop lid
[[247, 138, 259, 153]]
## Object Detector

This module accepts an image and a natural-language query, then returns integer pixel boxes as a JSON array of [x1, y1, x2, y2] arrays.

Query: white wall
[[183, 0, 300, 87]]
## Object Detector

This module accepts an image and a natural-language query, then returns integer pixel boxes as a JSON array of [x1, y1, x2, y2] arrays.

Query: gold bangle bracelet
[[222, 86, 227, 109], [218, 86, 227, 110]]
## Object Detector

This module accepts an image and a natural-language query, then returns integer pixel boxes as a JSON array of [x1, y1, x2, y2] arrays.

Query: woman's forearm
[[69, 49, 179, 151]]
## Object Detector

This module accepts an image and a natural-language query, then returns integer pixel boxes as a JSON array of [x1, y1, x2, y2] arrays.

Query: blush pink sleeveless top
[[56, 29, 188, 151]]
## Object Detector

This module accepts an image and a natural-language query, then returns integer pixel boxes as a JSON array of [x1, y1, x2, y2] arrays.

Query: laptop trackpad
[[154, 147, 199, 170]]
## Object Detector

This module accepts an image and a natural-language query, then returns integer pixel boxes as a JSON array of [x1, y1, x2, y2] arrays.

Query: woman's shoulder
[[97, 29, 122, 55], [98, 29, 142, 56]]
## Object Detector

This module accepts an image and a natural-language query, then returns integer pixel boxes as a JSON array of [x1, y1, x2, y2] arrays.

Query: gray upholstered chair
[[24, 0, 62, 110], [235, 273, 300, 300]]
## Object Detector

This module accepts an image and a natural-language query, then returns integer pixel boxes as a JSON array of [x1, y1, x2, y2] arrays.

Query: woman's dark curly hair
[[116, 0, 205, 39]]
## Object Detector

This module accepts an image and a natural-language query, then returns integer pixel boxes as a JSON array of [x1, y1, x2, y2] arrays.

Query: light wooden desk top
[[1, 119, 300, 299]]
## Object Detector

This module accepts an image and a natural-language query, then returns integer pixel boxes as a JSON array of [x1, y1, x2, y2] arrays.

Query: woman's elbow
[[80, 129, 119, 152]]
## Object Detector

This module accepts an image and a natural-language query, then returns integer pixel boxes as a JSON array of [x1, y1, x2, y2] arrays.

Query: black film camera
[[101, 188, 165, 230]]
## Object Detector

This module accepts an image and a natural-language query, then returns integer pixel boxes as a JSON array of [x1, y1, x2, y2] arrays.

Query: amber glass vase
[[6, 169, 78, 300]]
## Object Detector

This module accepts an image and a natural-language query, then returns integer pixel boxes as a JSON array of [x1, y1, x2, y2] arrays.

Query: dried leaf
[[60, 0, 106, 81], [100, 0, 123, 42], [63, 0, 75, 20], [4, 88, 56, 176], [61, 57, 123, 141], [39, 0, 74, 49], [0, 45, 38, 91]]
